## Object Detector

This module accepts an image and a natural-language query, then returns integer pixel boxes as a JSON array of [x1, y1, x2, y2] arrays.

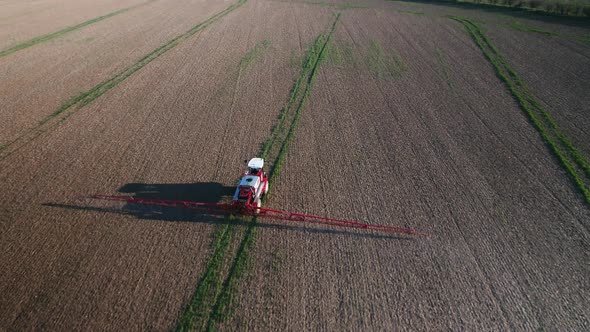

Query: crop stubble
[[226, 6, 590, 331]]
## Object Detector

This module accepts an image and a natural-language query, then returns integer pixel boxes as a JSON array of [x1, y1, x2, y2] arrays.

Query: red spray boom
[[91, 158, 427, 237], [91, 194, 427, 237]]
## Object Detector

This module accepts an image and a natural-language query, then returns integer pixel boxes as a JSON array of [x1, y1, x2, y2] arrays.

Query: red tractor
[[232, 158, 269, 211], [91, 158, 426, 237]]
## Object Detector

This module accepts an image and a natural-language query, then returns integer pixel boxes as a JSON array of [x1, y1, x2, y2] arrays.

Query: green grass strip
[[240, 39, 272, 69], [435, 48, 453, 88], [204, 219, 256, 331], [366, 39, 406, 80], [576, 34, 590, 46], [174, 13, 340, 331], [259, 13, 343, 166], [205, 13, 341, 330], [427, 0, 590, 18], [508, 20, 557, 36], [398, 9, 425, 15], [0, 0, 247, 158], [176, 223, 236, 332], [468, 19, 590, 180], [0, 1, 152, 58], [259, 33, 327, 159], [269, 21, 337, 184], [303, 0, 368, 9], [450, 16, 590, 204]]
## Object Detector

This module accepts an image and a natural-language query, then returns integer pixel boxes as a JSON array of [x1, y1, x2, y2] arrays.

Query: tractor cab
[[247, 157, 264, 175], [232, 158, 269, 210]]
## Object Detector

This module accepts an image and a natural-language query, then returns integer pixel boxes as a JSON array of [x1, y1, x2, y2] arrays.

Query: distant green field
[[450, 0, 590, 16]]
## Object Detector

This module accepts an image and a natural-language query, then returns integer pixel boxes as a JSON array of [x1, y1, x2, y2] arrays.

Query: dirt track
[[1, 0, 589, 330]]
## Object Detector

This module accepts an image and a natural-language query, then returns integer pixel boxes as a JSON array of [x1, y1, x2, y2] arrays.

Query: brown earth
[[391, 1, 590, 157], [0, 0, 232, 146], [1, 0, 589, 330], [0, 0, 146, 50], [485, 23, 590, 158], [0, 0, 335, 329], [227, 3, 590, 330]]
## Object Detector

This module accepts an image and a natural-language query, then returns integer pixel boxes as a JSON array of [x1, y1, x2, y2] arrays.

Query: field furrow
[[174, 3, 340, 330], [451, 16, 590, 204], [0, 1, 153, 57], [1, 0, 589, 330], [0, 0, 147, 49], [0, 0, 240, 148], [226, 5, 590, 330], [0, 0, 289, 328]]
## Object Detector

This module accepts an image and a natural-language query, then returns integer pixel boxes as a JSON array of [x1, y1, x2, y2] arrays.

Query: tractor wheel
[[254, 198, 262, 214]]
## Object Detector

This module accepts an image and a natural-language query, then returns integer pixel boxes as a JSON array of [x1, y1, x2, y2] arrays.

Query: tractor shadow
[[45, 181, 411, 240], [117, 182, 235, 202], [113, 182, 235, 223], [46, 182, 235, 224]]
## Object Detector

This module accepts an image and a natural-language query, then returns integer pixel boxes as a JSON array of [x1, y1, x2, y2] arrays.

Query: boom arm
[[91, 195, 427, 237]]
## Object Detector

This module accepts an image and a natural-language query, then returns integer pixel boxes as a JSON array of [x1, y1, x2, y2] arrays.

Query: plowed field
[[1, 0, 589, 330], [0, 0, 146, 49]]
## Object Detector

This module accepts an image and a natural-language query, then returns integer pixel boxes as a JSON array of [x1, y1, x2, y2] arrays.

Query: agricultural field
[[0, 0, 589, 331]]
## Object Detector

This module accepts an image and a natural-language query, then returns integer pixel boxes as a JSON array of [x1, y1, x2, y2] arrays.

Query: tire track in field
[[0, 0, 156, 58], [450, 16, 590, 206], [206, 13, 341, 329], [173, 38, 273, 331], [174, 13, 341, 331], [0, 0, 248, 161]]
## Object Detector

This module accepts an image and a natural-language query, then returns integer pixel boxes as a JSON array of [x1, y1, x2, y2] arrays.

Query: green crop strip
[[508, 20, 557, 36], [260, 30, 335, 164], [327, 40, 356, 67], [240, 39, 272, 69], [398, 9, 425, 15], [366, 39, 406, 80], [435, 47, 453, 88], [303, 0, 368, 9], [450, 16, 590, 204], [451, 0, 590, 17], [0, 1, 154, 58], [0, 0, 247, 160], [174, 13, 341, 331], [576, 34, 590, 45], [207, 14, 340, 329], [176, 223, 236, 331]]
